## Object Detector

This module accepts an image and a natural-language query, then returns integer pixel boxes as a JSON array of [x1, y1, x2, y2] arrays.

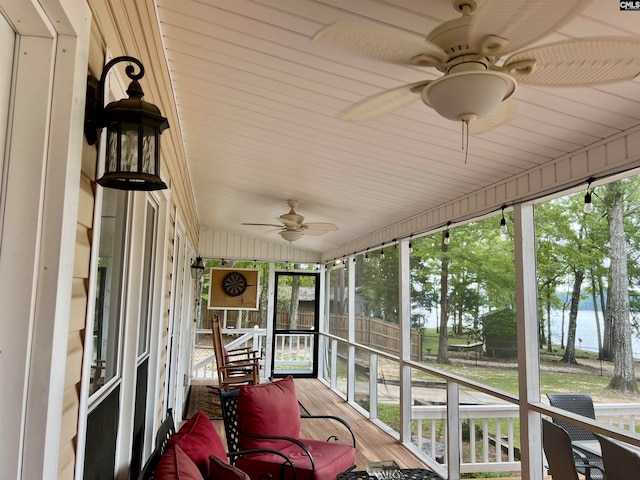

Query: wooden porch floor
[[202, 378, 530, 479]]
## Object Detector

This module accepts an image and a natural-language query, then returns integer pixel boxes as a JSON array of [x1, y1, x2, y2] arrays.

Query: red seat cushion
[[154, 444, 204, 480], [237, 375, 300, 451], [236, 440, 355, 480], [168, 411, 227, 477], [209, 455, 250, 480]]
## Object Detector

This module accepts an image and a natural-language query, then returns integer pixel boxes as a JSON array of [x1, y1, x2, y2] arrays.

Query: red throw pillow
[[168, 411, 227, 477], [154, 444, 204, 480], [237, 375, 300, 450], [209, 455, 250, 480]]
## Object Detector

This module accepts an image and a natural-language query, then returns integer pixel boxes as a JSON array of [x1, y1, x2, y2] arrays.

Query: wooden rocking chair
[[211, 316, 261, 391]]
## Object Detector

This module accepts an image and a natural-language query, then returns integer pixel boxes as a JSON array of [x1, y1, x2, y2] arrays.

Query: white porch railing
[[192, 330, 640, 476], [191, 329, 317, 379], [273, 333, 315, 374], [192, 327, 265, 380], [318, 333, 640, 478], [412, 402, 640, 473]]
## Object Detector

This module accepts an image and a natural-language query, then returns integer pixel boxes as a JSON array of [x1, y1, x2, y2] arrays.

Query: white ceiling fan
[[242, 200, 338, 242], [313, 0, 640, 134]]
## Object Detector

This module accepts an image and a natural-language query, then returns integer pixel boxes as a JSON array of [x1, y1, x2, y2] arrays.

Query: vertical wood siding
[[199, 227, 321, 263]]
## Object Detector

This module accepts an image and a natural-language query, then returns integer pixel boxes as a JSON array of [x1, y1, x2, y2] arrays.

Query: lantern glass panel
[[106, 128, 119, 173], [141, 125, 156, 175], [120, 122, 139, 172]]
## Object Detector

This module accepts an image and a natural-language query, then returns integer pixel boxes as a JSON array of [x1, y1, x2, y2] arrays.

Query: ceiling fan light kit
[[279, 230, 304, 242], [422, 64, 516, 122]]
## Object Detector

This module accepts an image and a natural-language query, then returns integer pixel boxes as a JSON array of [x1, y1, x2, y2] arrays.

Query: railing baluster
[[483, 418, 489, 464], [470, 419, 476, 464], [508, 418, 514, 462]]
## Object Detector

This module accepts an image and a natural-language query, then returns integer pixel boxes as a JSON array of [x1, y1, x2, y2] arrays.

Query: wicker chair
[[542, 419, 603, 480], [595, 433, 640, 479], [546, 393, 604, 479]]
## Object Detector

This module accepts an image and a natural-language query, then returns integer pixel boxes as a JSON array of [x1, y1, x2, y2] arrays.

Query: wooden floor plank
[[294, 378, 429, 470]]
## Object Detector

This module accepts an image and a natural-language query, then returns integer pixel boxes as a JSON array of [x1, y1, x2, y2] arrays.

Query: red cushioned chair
[[220, 376, 356, 480]]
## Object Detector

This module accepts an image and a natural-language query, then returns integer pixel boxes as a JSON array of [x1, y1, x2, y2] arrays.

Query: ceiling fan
[[242, 200, 338, 242], [313, 0, 640, 134]]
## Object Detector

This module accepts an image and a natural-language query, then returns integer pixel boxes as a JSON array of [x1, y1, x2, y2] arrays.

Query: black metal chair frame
[[219, 388, 356, 480], [138, 408, 176, 480]]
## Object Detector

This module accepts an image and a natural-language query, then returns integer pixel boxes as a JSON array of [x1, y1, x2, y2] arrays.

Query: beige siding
[[59, 167, 95, 479]]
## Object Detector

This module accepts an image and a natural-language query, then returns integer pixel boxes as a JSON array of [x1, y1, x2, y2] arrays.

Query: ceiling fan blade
[[241, 223, 283, 228], [469, 98, 516, 135], [340, 80, 430, 122], [505, 37, 640, 86], [469, 0, 587, 57], [301, 223, 339, 236], [313, 21, 446, 66]]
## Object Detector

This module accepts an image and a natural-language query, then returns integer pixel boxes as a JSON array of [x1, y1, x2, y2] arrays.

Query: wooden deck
[[204, 378, 530, 479]]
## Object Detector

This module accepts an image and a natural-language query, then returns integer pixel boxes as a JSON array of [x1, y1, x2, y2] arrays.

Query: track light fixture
[[85, 56, 169, 190]]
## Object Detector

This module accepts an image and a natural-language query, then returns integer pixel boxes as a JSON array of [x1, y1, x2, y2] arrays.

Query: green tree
[[603, 181, 638, 392], [360, 244, 399, 323]]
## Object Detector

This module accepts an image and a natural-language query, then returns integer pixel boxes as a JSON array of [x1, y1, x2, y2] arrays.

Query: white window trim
[[0, 0, 90, 478]]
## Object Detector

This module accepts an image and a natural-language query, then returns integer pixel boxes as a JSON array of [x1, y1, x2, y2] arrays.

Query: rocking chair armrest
[[300, 414, 357, 448], [226, 448, 298, 480], [226, 347, 261, 359], [225, 355, 262, 365]]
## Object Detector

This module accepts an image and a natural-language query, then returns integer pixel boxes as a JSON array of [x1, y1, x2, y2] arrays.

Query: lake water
[[546, 309, 640, 359], [419, 309, 640, 359]]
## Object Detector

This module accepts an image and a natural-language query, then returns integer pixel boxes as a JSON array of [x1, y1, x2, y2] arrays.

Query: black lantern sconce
[[85, 56, 169, 191], [190, 256, 205, 280]]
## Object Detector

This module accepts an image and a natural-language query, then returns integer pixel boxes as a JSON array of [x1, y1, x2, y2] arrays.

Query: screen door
[[271, 271, 320, 377]]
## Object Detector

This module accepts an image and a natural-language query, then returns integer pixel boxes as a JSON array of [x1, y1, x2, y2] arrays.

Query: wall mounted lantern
[[85, 56, 169, 191], [190, 256, 205, 280]]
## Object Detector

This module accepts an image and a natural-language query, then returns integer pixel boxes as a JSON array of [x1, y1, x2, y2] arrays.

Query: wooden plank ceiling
[[154, 0, 640, 254]]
